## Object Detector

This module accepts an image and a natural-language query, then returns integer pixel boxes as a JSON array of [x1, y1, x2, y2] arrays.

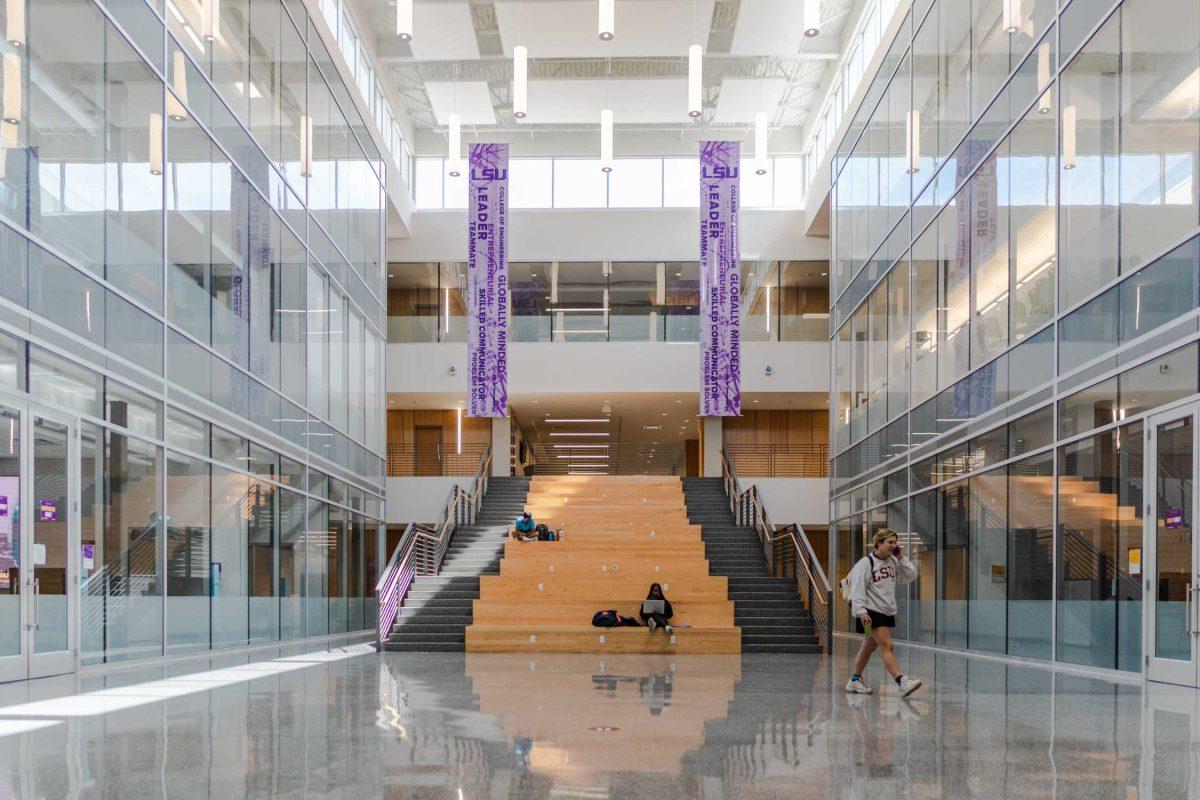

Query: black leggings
[[643, 613, 670, 630]]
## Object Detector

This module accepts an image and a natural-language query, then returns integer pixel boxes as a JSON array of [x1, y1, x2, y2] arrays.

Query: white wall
[[387, 341, 830, 395], [750, 478, 830, 526], [390, 208, 829, 262], [386, 477, 461, 524]]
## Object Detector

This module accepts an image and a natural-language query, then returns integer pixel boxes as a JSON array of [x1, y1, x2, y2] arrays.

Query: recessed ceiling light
[[675, 400, 682, 404], [661, 413, 667, 417]]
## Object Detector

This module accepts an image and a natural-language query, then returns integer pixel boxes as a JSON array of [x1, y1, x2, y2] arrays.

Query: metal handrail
[[720, 446, 833, 653], [724, 443, 830, 477], [375, 443, 492, 649]]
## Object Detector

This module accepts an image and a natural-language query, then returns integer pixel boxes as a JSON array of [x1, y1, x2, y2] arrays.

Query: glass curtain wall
[[0, 0, 388, 665], [388, 261, 830, 343], [830, 0, 1200, 673]]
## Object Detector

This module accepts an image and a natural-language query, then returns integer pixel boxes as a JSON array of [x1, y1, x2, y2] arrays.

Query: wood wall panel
[[387, 410, 492, 445], [722, 410, 829, 446]]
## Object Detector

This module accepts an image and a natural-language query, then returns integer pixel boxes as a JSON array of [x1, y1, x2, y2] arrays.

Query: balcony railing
[[386, 442, 488, 477], [387, 313, 826, 344], [724, 444, 830, 478], [527, 442, 684, 476]]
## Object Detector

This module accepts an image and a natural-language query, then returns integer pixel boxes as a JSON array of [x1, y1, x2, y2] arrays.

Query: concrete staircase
[[681, 477, 821, 654], [382, 476, 531, 652]]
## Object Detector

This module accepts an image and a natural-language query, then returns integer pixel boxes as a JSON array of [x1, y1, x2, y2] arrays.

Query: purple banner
[[467, 143, 509, 417], [700, 141, 741, 417]]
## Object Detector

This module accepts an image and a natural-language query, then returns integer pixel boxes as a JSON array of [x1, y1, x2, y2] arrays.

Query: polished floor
[[0, 638, 1193, 798]]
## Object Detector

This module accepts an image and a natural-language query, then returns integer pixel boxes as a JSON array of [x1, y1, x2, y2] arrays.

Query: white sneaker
[[647, 618, 657, 631], [845, 678, 873, 695], [898, 676, 923, 697], [665, 625, 674, 634]]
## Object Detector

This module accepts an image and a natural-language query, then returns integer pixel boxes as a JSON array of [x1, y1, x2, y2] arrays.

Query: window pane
[[741, 158, 773, 208], [1007, 451, 1054, 660], [608, 159, 663, 208], [1057, 423, 1144, 670], [553, 159, 607, 207], [414, 158, 443, 208], [1059, 13, 1119, 310], [663, 158, 699, 206], [1119, 0, 1200, 272], [509, 158, 553, 208]]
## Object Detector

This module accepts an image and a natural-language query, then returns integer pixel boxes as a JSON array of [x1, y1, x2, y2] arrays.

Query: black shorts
[[854, 609, 896, 633]]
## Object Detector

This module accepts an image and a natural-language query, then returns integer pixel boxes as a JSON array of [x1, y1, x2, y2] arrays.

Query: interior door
[[28, 413, 76, 679], [0, 402, 78, 683], [1145, 405, 1200, 687], [414, 426, 443, 476]]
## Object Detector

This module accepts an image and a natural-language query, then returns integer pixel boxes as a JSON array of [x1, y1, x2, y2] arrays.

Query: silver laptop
[[642, 599, 665, 615]]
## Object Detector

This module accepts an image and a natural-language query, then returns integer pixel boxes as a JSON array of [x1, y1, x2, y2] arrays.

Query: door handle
[[1189, 584, 1197, 636], [32, 577, 39, 631]]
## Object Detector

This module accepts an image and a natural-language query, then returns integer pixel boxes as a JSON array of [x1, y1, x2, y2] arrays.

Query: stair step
[[382, 641, 465, 653], [741, 643, 823, 654]]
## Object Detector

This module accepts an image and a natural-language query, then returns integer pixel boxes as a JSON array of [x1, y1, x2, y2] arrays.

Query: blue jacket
[[514, 516, 535, 532]]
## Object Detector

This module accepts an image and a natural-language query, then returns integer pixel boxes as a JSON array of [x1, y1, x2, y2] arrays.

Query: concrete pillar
[[702, 416, 723, 478], [491, 415, 512, 476]]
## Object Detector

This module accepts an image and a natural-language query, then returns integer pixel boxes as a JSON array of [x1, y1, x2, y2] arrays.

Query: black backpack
[[592, 610, 620, 627]]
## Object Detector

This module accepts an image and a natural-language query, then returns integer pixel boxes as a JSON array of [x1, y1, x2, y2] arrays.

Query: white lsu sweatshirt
[[847, 552, 917, 618]]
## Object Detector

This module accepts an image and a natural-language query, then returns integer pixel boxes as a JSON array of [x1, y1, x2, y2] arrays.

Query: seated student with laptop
[[640, 583, 674, 633], [512, 512, 538, 541]]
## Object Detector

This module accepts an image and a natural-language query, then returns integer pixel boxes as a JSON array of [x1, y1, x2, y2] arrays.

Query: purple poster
[[1166, 508, 1184, 529], [699, 141, 741, 417], [39, 500, 57, 522], [467, 143, 509, 417]]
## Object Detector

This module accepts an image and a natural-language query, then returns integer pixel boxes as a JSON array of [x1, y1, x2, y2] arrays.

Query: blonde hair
[[872, 528, 899, 548]]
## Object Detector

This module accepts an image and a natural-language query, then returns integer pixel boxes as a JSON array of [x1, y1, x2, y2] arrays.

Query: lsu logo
[[701, 164, 738, 179], [472, 167, 508, 180]]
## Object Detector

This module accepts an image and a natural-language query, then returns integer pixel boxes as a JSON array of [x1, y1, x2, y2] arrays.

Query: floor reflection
[[0, 641, 1193, 797]]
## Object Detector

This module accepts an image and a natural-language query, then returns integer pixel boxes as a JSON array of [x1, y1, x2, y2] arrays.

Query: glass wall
[[388, 260, 829, 343], [414, 156, 808, 210], [830, 0, 1200, 673], [0, 0, 387, 666]]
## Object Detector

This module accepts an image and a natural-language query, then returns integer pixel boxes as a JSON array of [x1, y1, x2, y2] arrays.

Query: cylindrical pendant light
[[688, 44, 703, 118], [598, 0, 615, 40], [803, 0, 820, 37], [149, 112, 163, 175], [167, 50, 189, 121], [1036, 42, 1051, 114], [600, 108, 613, 172], [905, 109, 920, 174], [1062, 104, 1076, 170], [1003, 0, 1021, 34], [299, 114, 312, 177], [2, 53, 19, 125], [6, 0, 24, 48], [448, 112, 462, 177], [396, 0, 413, 41], [513, 45, 528, 119], [754, 112, 769, 175]]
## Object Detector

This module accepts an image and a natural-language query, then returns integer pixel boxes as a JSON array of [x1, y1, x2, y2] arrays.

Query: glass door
[[0, 401, 78, 683], [1145, 404, 1200, 687]]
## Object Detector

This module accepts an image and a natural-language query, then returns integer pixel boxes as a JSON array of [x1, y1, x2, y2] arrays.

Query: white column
[[702, 416, 723, 477], [491, 415, 512, 476]]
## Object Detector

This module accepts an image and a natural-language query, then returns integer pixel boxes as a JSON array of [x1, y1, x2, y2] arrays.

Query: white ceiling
[[524, 78, 691, 124], [364, 0, 860, 136], [493, 0, 717, 58], [712, 77, 788, 124], [425, 81, 499, 125], [731, 0, 828, 56], [408, 1, 481, 61]]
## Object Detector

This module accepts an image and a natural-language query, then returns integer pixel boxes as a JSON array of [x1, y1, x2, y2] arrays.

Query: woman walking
[[845, 529, 923, 697]]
